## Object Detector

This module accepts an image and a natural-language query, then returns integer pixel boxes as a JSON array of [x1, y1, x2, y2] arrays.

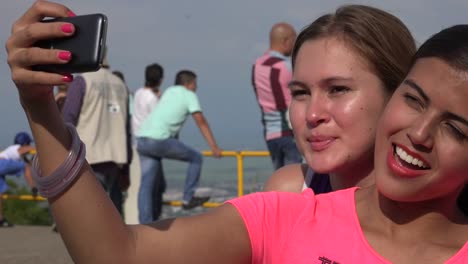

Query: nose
[[305, 93, 330, 128], [407, 112, 434, 151]]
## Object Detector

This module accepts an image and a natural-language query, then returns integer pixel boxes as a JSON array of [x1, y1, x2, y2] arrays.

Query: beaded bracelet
[[31, 123, 87, 199]]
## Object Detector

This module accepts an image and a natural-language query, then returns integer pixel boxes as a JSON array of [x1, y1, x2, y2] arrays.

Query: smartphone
[[33, 13, 108, 74]]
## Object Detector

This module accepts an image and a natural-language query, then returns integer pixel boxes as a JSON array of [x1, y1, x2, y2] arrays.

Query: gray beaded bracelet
[[31, 123, 87, 199]]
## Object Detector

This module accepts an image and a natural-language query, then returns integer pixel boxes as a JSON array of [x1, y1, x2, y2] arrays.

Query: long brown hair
[[292, 5, 416, 94]]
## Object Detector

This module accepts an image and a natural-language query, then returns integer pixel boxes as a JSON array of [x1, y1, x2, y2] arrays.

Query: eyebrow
[[404, 80, 468, 126], [288, 76, 353, 90], [288, 80, 308, 90], [403, 79, 431, 104]]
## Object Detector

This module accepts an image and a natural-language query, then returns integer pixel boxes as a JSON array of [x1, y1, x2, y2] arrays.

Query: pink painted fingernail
[[67, 11, 76, 17], [62, 74, 73, 83], [61, 24, 73, 34], [58, 51, 71, 61]]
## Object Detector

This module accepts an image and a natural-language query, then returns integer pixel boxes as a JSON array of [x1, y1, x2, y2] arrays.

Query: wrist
[[211, 146, 220, 152], [20, 91, 55, 109], [32, 123, 86, 199], [19, 86, 54, 100]]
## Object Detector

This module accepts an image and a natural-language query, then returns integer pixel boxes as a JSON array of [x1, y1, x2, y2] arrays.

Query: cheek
[[376, 99, 410, 140], [332, 98, 385, 137], [289, 101, 308, 154], [374, 101, 407, 164], [289, 101, 306, 132], [437, 147, 468, 181]]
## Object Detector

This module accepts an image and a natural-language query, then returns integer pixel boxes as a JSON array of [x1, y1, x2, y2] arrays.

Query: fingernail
[[61, 24, 74, 34], [67, 11, 76, 17], [58, 51, 71, 61], [62, 74, 73, 83]]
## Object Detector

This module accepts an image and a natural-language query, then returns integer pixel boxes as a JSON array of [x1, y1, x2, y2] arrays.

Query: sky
[[1, 0, 468, 151]]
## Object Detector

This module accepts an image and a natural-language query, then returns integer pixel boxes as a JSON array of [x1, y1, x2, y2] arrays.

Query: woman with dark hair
[[6, 1, 468, 262]]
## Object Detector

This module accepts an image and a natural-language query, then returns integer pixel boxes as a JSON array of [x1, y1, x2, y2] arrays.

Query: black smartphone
[[33, 13, 108, 74]]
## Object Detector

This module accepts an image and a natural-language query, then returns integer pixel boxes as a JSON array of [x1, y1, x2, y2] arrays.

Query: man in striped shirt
[[252, 23, 302, 169]]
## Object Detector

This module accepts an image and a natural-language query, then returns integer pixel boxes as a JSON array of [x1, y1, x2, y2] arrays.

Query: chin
[[305, 155, 341, 174], [376, 180, 432, 203]]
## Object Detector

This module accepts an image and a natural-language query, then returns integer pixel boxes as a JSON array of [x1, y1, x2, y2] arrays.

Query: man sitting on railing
[[0, 132, 36, 227], [136, 70, 223, 224]]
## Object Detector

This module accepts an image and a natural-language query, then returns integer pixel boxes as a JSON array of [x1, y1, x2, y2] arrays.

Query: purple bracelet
[[31, 123, 87, 199]]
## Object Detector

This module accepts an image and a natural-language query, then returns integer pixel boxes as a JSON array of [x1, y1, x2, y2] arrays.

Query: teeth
[[405, 155, 413, 164], [395, 146, 428, 169]]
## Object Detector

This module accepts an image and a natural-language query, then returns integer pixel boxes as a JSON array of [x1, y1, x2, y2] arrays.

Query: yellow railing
[[2, 150, 271, 208], [201, 150, 270, 197], [1, 194, 46, 201]]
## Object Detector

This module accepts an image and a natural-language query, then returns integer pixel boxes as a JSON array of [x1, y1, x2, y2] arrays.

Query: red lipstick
[[386, 144, 428, 178]]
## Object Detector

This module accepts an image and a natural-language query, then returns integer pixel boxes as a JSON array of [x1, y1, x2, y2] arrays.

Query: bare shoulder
[[263, 163, 307, 193]]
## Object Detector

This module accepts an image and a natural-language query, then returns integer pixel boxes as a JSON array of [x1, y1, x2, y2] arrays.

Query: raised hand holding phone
[[33, 13, 108, 74], [7, 1, 78, 100]]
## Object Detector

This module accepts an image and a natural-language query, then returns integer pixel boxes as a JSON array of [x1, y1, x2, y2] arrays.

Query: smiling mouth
[[393, 144, 430, 170]]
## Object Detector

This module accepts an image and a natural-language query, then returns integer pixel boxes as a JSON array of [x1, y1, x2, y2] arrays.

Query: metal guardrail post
[[237, 152, 244, 197]]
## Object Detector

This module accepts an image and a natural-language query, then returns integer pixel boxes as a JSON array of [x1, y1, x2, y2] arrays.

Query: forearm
[[22, 95, 135, 263], [198, 123, 219, 151]]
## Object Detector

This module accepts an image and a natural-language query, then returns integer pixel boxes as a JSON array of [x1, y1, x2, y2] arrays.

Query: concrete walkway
[[0, 226, 72, 264], [0, 148, 143, 263]]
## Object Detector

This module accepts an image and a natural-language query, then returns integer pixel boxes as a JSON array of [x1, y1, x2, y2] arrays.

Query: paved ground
[[0, 226, 72, 264]]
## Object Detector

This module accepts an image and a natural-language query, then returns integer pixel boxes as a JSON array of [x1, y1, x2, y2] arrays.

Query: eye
[[444, 123, 467, 141], [329, 85, 350, 95], [403, 93, 424, 110], [290, 88, 309, 100]]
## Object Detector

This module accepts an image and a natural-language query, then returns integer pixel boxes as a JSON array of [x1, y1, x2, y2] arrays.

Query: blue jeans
[[137, 137, 203, 223], [137, 154, 166, 223], [0, 159, 25, 193], [266, 136, 302, 170]]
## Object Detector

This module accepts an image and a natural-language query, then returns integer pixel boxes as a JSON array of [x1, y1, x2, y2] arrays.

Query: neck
[[270, 46, 284, 55], [183, 85, 193, 91], [376, 186, 466, 224], [329, 160, 375, 191], [363, 186, 468, 243], [356, 186, 468, 258]]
